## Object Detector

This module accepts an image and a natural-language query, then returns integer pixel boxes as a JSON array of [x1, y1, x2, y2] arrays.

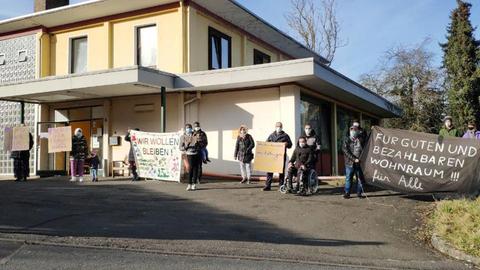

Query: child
[[90, 150, 100, 182], [285, 136, 314, 196]]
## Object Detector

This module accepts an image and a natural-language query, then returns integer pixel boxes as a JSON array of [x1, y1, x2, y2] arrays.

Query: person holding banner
[[180, 124, 201, 191], [11, 127, 33, 182], [342, 124, 366, 199], [462, 121, 480, 140], [234, 125, 255, 184], [263, 122, 292, 191], [125, 128, 140, 181], [70, 128, 88, 182], [439, 116, 462, 138]]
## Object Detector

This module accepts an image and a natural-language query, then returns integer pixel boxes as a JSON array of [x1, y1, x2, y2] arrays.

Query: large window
[[136, 25, 157, 67], [70, 37, 87, 74], [300, 95, 332, 176], [253, 49, 271, 65], [208, 27, 231, 70], [336, 106, 360, 174]]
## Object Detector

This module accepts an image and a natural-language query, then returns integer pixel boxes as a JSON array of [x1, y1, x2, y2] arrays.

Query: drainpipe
[[20, 101, 25, 124], [160, 86, 166, 132]]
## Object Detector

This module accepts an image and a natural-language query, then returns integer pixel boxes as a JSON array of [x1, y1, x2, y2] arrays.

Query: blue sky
[[1, 0, 479, 81]]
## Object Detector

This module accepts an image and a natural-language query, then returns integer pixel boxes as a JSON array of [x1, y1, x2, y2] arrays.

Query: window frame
[[253, 49, 271, 65], [69, 36, 88, 74], [135, 24, 158, 68], [208, 27, 232, 70]]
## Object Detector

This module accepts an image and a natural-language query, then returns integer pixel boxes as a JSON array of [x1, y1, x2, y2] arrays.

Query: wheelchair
[[279, 168, 319, 195]]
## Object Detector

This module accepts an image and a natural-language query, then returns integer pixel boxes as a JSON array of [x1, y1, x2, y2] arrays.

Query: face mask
[[186, 128, 193, 134], [299, 143, 306, 148], [276, 127, 282, 133], [194, 127, 200, 132], [240, 130, 246, 136], [75, 131, 82, 137], [445, 121, 452, 128], [468, 126, 475, 131], [350, 130, 358, 138], [305, 128, 311, 135]]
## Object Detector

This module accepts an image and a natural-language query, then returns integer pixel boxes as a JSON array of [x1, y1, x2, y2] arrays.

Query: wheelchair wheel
[[279, 184, 287, 194], [308, 170, 319, 194]]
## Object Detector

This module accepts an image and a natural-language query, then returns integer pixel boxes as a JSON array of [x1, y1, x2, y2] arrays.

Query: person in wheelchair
[[285, 136, 315, 196]]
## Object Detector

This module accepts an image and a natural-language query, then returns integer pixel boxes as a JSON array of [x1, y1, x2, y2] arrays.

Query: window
[[136, 25, 157, 67], [208, 27, 231, 70], [70, 37, 87, 74], [18, 50, 27, 62], [253, 49, 271, 65], [0, 53, 5, 65]]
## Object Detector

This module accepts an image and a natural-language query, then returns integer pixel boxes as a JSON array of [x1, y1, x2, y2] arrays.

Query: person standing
[[302, 124, 321, 172], [234, 125, 255, 184], [70, 128, 88, 182], [180, 124, 200, 191], [342, 124, 366, 199], [125, 128, 140, 181], [90, 150, 100, 182], [462, 121, 480, 140], [439, 116, 462, 137], [193, 122, 209, 184], [263, 122, 292, 191], [11, 126, 34, 182]]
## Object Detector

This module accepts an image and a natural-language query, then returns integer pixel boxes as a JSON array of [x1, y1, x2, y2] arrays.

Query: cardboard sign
[[48, 126, 72, 153], [360, 126, 480, 194], [130, 130, 182, 182], [253, 141, 286, 173], [11, 126, 30, 151], [3, 127, 13, 152]]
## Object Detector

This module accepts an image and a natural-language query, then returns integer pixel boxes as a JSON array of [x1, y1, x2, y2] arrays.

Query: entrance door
[[36, 122, 68, 177]]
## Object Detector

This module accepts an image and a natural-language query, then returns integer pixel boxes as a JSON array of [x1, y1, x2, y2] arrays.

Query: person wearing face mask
[[263, 122, 292, 191], [193, 122, 209, 184], [125, 128, 140, 181], [70, 128, 88, 182], [180, 124, 200, 191], [11, 124, 34, 182], [462, 121, 480, 140], [234, 125, 255, 184], [302, 124, 321, 171], [439, 116, 462, 138], [285, 137, 314, 195], [342, 125, 366, 199]]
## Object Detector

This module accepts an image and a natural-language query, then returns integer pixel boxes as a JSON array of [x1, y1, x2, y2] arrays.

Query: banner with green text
[[360, 126, 480, 194], [130, 131, 182, 182]]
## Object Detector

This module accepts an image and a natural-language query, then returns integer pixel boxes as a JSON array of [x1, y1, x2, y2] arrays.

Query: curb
[[431, 234, 480, 267]]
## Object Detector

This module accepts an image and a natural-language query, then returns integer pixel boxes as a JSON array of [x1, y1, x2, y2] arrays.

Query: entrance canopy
[[0, 66, 174, 103], [0, 58, 401, 118]]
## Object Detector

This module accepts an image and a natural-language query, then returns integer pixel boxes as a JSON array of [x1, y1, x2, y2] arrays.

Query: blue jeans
[[345, 165, 365, 195], [91, 168, 98, 180]]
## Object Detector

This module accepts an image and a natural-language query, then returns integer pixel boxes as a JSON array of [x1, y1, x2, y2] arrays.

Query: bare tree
[[285, 0, 346, 65]]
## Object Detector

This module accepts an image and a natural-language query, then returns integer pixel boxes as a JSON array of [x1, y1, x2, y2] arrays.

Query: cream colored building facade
[[0, 0, 400, 177]]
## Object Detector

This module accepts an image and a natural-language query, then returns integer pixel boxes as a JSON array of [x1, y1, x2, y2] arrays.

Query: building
[[0, 0, 400, 178]]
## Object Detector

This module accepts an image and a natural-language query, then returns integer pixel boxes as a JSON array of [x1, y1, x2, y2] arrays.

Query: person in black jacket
[[234, 125, 255, 184], [263, 122, 293, 191], [125, 128, 140, 181], [303, 124, 321, 171], [285, 137, 314, 195], [90, 150, 100, 182], [342, 124, 366, 199], [11, 126, 34, 182], [70, 128, 88, 182]]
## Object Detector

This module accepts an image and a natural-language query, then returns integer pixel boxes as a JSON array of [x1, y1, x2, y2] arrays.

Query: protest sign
[[360, 126, 480, 194], [130, 130, 182, 182], [3, 127, 13, 152], [12, 126, 30, 151], [253, 141, 286, 173], [48, 126, 72, 153]]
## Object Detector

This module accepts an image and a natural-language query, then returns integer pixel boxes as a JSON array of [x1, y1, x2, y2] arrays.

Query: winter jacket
[[125, 132, 136, 162], [194, 129, 208, 149], [342, 136, 363, 167], [72, 135, 88, 160], [10, 133, 34, 160], [266, 131, 293, 152], [462, 130, 480, 140], [439, 127, 462, 138], [180, 134, 199, 155], [289, 145, 315, 168], [234, 134, 255, 163], [302, 130, 321, 153], [90, 155, 100, 169]]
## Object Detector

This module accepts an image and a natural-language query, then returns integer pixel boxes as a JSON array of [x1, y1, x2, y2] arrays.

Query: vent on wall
[[134, 104, 155, 112]]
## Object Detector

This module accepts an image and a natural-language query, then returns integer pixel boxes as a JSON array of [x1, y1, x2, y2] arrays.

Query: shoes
[[343, 193, 350, 199], [357, 194, 366, 199], [186, 184, 192, 191], [240, 179, 247, 184], [262, 187, 271, 191], [191, 184, 196, 191], [203, 160, 208, 164], [14, 178, 21, 182], [70, 177, 77, 182], [206, 158, 211, 163], [247, 180, 251, 184]]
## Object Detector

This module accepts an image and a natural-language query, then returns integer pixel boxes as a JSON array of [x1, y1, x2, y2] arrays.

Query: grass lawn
[[429, 197, 480, 257]]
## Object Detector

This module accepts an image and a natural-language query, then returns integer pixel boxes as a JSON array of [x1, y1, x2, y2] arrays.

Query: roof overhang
[[0, 66, 175, 103], [175, 58, 401, 118]]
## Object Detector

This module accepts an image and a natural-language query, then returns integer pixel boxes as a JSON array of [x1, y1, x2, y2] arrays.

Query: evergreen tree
[[441, 0, 480, 129]]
